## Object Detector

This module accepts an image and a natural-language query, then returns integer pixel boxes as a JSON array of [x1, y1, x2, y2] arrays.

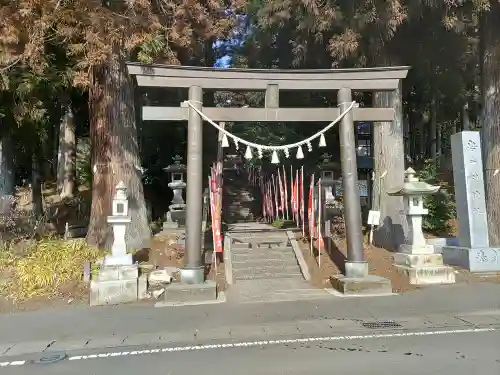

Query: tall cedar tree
[[0, 0, 244, 249]]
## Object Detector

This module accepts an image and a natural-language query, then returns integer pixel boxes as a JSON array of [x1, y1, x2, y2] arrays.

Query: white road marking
[[0, 360, 26, 367], [1, 327, 497, 367], [67, 327, 497, 362]]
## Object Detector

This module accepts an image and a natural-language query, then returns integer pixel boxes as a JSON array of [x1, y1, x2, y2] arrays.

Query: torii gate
[[126, 63, 409, 285]]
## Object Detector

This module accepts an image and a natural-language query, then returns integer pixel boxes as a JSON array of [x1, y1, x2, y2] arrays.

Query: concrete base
[[394, 265, 456, 285], [399, 244, 435, 255], [393, 252, 456, 285], [393, 252, 444, 268], [104, 254, 133, 266], [329, 275, 392, 296], [344, 261, 368, 278], [442, 246, 500, 273], [161, 280, 217, 304], [179, 266, 205, 284], [89, 264, 147, 306]]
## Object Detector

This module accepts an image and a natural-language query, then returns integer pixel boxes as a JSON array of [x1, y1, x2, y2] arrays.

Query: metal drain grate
[[361, 320, 402, 329]]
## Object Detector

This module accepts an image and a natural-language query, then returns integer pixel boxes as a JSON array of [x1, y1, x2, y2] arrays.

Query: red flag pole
[[290, 169, 295, 223], [318, 178, 323, 267], [278, 168, 284, 220], [271, 175, 277, 221], [308, 174, 314, 255], [283, 165, 289, 221], [300, 167, 305, 237]]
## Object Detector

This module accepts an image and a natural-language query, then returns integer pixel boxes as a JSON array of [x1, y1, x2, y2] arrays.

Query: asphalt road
[[4, 328, 500, 375]]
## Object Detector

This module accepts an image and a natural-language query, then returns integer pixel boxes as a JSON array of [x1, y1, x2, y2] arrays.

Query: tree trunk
[[372, 80, 408, 250], [31, 145, 43, 219], [436, 103, 442, 160], [58, 105, 77, 199], [86, 52, 151, 251], [461, 103, 470, 131], [481, 4, 500, 246], [0, 135, 15, 215], [419, 111, 426, 161], [429, 95, 437, 161]]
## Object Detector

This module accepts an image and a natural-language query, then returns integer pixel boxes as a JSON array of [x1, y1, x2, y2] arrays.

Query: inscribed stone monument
[[442, 131, 500, 273]]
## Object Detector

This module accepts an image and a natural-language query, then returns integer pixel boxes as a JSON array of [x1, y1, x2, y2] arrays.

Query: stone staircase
[[223, 170, 260, 223], [225, 223, 330, 303]]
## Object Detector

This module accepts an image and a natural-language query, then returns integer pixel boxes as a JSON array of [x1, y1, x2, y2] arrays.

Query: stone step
[[232, 253, 297, 264], [394, 265, 456, 285], [233, 266, 302, 278], [233, 271, 304, 281], [232, 257, 298, 267], [231, 247, 295, 258], [231, 241, 290, 249], [233, 262, 300, 273]]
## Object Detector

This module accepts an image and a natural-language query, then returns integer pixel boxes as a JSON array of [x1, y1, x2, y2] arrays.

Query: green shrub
[[418, 160, 456, 235]]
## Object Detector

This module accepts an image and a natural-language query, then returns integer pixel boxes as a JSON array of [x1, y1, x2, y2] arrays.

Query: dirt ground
[[296, 231, 500, 293], [0, 230, 226, 313]]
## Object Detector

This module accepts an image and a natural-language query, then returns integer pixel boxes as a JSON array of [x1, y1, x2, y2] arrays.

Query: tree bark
[[429, 95, 437, 161], [372, 80, 408, 250], [419, 111, 426, 161], [31, 144, 43, 219], [86, 52, 151, 251], [0, 135, 15, 215], [481, 4, 500, 246], [58, 105, 77, 199], [0, 135, 15, 196], [461, 103, 470, 131]]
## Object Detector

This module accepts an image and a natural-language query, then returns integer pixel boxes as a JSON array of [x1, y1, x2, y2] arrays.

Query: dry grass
[[0, 238, 104, 301]]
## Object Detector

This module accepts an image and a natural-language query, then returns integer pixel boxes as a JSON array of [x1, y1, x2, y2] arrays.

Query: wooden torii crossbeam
[[127, 62, 410, 286]]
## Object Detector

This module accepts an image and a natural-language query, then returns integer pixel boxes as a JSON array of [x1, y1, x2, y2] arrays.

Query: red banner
[[300, 167, 305, 236], [283, 166, 289, 220], [209, 166, 223, 253], [308, 174, 315, 240]]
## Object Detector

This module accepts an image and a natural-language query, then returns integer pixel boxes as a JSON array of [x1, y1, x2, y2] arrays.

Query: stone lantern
[[319, 153, 335, 202], [318, 153, 343, 219], [91, 181, 145, 306], [105, 181, 132, 266], [163, 155, 187, 229], [388, 168, 455, 285]]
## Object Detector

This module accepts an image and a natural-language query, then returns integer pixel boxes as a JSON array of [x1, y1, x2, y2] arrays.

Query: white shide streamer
[[183, 101, 357, 152]]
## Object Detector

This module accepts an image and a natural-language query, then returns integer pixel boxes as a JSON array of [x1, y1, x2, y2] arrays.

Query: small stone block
[[83, 262, 91, 283], [96, 266, 120, 281], [90, 279, 138, 306], [393, 253, 444, 268], [395, 265, 456, 285], [118, 264, 139, 280], [164, 281, 217, 303], [329, 275, 392, 295], [442, 246, 500, 273], [104, 253, 133, 266], [138, 274, 148, 300]]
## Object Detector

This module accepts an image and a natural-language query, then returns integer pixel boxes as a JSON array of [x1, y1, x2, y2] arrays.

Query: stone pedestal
[[391, 169, 455, 285], [154, 280, 219, 307], [393, 251, 456, 285], [90, 264, 147, 306], [330, 259, 393, 296], [329, 275, 393, 296], [443, 132, 500, 273]]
